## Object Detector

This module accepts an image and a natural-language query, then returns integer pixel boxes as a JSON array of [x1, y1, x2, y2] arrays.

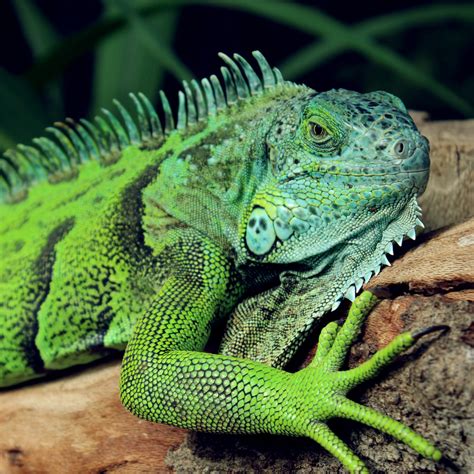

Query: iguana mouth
[[279, 167, 429, 185], [321, 168, 429, 176]]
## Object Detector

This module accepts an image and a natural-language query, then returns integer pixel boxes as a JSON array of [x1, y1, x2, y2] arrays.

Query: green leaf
[[92, 0, 180, 114], [12, 0, 64, 119], [0, 131, 16, 151], [110, 0, 191, 81], [281, 4, 474, 79], [279, 40, 343, 79], [27, 16, 128, 87], [11, 0, 59, 58], [357, 4, 474, 37], [0, 69, 50, 152]]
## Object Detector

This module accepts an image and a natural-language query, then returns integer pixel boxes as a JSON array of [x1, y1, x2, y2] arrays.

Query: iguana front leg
[[294, 292, 445, 472], [119, 232, 442, 472]]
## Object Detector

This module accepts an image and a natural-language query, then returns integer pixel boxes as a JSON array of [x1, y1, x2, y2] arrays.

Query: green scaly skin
[[0, 51, 443, 472]]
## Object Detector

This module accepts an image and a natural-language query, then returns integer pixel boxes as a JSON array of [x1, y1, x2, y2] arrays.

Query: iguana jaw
[[268, 194, 423, 316], [321, 194, 424, 312]]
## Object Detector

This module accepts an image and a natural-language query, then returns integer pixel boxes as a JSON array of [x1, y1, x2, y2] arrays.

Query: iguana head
[[244, 88, 429, 304]]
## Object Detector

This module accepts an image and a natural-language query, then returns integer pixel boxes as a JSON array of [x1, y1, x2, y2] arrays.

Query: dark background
[[0, 0, 473, 152]]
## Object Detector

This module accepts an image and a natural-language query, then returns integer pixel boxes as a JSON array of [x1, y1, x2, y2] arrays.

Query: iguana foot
[[289, 291, 444, 473]]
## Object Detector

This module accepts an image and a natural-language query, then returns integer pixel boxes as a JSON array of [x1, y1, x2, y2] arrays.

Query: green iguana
[[0, 51, 445, 472]]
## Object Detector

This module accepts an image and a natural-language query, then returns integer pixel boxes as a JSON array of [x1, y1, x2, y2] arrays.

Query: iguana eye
[[309, 122, 330, 143]]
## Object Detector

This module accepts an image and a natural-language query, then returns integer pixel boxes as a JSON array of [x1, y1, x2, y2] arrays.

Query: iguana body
[[0, 52, 442, 472]]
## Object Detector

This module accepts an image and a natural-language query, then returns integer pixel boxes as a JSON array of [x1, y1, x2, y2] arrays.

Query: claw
[[412, 325, 450, 341]]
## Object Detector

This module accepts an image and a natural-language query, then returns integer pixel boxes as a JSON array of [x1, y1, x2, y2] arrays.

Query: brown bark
[[1, 115, 473, 473], [0, 361, 186, 473], [415, 114, 473, 232]]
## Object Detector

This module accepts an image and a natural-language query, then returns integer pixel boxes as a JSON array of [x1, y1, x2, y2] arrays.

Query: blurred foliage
[[0, 0, 473, 152]]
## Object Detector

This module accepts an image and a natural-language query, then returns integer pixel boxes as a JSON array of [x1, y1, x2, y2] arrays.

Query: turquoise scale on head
[[274, 217, 293, 241], [245, 207, 276, 255]]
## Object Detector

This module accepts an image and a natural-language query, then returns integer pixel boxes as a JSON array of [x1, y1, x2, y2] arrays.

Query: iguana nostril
[[394, 140, 405, 155], [393, 139, 413, 158]]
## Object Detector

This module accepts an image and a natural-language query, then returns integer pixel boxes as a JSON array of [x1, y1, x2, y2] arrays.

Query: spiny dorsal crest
[[0, 51, 292, 204]]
